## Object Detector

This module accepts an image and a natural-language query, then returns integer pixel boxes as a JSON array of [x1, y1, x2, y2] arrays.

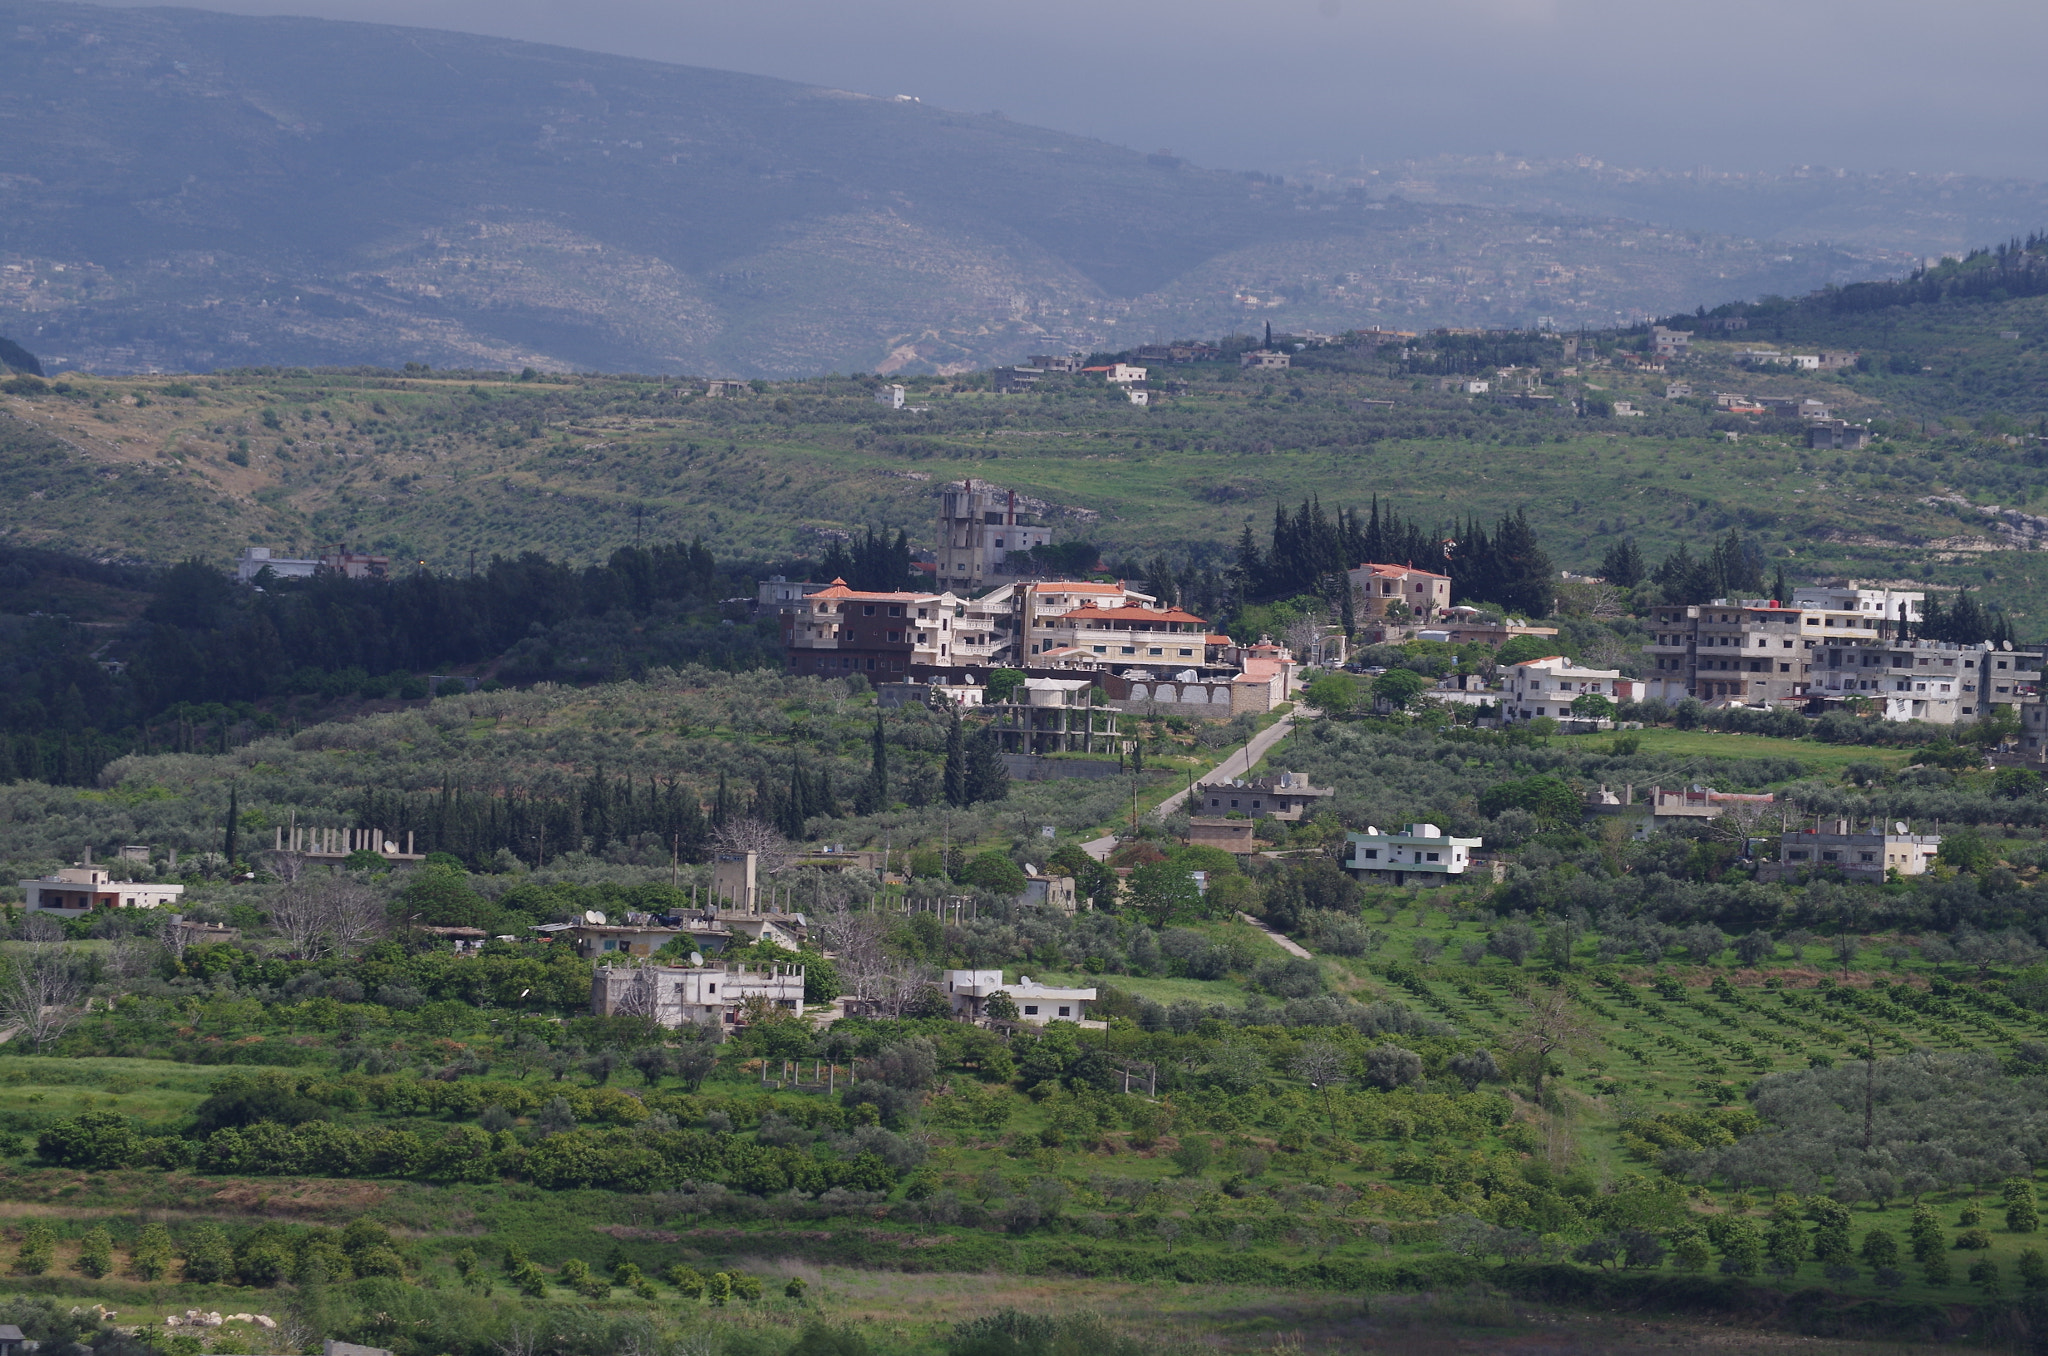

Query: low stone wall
[[1001, 754, 1127, 782]]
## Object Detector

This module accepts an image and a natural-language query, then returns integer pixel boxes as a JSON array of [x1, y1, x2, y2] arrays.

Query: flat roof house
[[21, 863, 182, 915], [1342, 824, 1482, 887], [1198, 770, 1333, 822], [942, 970, 1097, 1025]]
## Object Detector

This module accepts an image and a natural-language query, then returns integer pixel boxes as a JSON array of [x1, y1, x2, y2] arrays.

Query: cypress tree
[[222, 781, 239, 866], [712, 772, 734, 829], [964, 722, 1009, 805], [857, 710, 889, 816], [943, 706, 967, 807]]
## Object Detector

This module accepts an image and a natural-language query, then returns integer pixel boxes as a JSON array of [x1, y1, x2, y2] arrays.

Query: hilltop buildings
[[1641, 585, 2040, 724]]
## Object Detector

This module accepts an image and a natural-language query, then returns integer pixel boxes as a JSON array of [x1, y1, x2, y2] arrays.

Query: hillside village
[[4, 251, 2048, 1355]]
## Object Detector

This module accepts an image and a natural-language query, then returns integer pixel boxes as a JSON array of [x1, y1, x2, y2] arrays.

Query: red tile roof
[[1060, 603, 1210, 625], [1354, 562, 1450, 581], [808, 578, 940, 602]]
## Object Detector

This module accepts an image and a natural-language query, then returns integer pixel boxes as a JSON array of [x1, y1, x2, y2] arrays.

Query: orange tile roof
[[1061, 603, 1210, 625], [808, 577, 941, 602], [1355, 561, 1450, 580]]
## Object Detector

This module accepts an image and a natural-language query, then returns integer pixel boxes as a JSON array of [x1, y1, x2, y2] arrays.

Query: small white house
[[1342, 824, 1482, 888], [875, 384, 907, 409], [941, 970, 1097, 1025], [21, 865, 183, 915]]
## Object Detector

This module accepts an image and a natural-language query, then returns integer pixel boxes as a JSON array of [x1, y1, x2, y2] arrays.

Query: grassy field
[[1550, 727, 1919, 779]]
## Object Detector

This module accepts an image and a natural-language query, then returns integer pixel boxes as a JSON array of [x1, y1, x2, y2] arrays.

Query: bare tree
[[1505, 987, 1596, 1101], [814, 900, 913, 1012], [1293, 1039, 1348, 1129], [154, 912, 192, 965], [14, 913, 64, 943], [711, 818, 793, 875], [263, 849, 310, 886], [0, 943, 92, 1049], [268, 875, 388, 960], [106, 934, 160, 985], [1283, 610, 1329, 665], [614, 968, 664, 1023]]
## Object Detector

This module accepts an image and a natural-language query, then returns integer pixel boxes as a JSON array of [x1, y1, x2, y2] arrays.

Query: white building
[[591, 962, 806, 1029], [941, 970, 1097, 1025], [21, 864, 183, 915], [1758, 819, 1941, 883], [235, 547, 320, 583], [1240, 350, 1290, 369], [1501, 656, 1629, 721], [876, 384, 907, 409], [1342, 824, 1482, 888], [1789, 585, 1924, 632]]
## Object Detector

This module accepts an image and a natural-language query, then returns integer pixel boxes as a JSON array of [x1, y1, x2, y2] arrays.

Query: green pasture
[[1550, 727, 1917, 780]]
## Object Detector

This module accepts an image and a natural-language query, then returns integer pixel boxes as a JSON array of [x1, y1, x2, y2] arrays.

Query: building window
[[1057, 1006, 1071, 1017], [1361, 848, 1380, 859], [1425, 852, 1440, 862], [1023, 1005, 1039, 1016]]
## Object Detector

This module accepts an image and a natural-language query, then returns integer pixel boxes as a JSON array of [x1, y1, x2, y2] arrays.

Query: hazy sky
[[100, 0, 2048, 181]]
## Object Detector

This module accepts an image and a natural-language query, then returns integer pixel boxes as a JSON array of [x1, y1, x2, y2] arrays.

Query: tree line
[[1237, 497, 1555, 619]]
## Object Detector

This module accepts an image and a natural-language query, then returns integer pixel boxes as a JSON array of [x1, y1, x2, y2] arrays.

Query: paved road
[[1238, 912, 1313, 959], [1080, 704, 1310, 861]]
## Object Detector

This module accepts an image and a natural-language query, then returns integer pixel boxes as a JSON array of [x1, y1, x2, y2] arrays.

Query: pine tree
[[943, 707, 967, 807], [1771, 563, 1790, 604], [1489, 509, 1554, 617], [1599, 537, 1646, 589], [711, 772, 734, 829]]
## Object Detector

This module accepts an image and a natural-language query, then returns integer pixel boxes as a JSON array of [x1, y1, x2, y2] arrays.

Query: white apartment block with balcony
[[1342, 824, 1482, 887], [1016, 581, 1154, 658], [1501, 656, 1629, 721]]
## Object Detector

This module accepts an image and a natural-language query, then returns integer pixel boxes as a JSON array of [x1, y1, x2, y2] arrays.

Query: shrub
[[74, 1228, 112, 1279]]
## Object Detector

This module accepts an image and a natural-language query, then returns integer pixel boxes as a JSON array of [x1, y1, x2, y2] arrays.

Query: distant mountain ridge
[[0, 2, 1906, 377]]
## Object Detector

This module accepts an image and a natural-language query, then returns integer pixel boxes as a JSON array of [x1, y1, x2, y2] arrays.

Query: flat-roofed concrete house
[[22, 862, 183, 915], [1342, 824, 1481, 887], [1198, 770, 1333, 822], [591, 961, 806, 1029], [1757, 819, 1940, 883], [941, 970, 1097, 1025], [1501, 656, 1629, 722]]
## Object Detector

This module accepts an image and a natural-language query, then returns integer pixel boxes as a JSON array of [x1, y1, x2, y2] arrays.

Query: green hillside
[[5, 278, 2048, 622], [0, 1, 1893, 377]]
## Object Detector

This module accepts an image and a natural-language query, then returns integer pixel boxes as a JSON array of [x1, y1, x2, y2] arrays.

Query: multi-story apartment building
[[1645, 600, 1812, 705], [1500, 656, 1632, 721], [935, 480, 1052, 591], [1015, 581, 1155, 658], [1642, 585, 2037, 724], [1644, 587, 1929, 707], [1029, 599, 1217, 674], [1810, 638, 2040, 722], [782, 580, 970, 677]]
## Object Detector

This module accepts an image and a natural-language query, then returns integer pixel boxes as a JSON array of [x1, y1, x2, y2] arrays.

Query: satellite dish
[[689, 952, 704, 967], [1894, 822, 1908, 834], [583, 910, 607, 926]]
